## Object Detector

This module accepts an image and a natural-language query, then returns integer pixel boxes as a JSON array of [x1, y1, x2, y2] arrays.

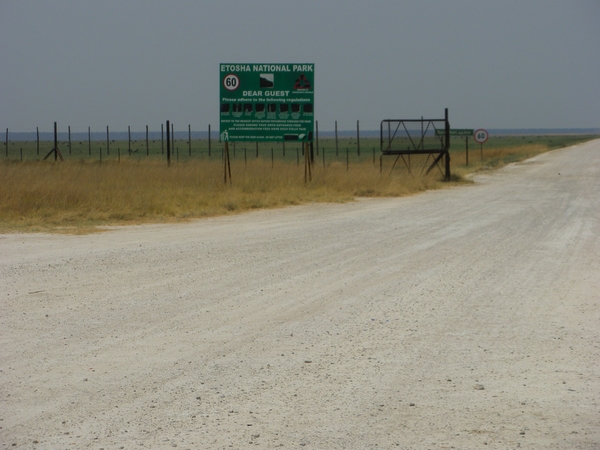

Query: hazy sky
[[1, 0, 599, 132]]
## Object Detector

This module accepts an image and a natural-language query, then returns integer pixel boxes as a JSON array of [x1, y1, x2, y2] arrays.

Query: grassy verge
[[1, 135, 596, 233]]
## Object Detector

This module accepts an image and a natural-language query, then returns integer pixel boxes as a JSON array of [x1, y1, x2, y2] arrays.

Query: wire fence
[[2, 122, 387, 169]]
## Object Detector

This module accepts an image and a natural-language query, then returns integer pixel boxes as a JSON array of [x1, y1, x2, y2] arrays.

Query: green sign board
[[220, 63, 314, 142], [435, 128, 474, 137]]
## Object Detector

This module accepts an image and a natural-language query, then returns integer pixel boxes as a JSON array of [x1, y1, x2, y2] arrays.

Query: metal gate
[[380, 108, 450, 180]]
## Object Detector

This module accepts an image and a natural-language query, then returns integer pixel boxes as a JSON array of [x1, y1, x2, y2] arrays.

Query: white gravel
[[1, 140, 599, 449]]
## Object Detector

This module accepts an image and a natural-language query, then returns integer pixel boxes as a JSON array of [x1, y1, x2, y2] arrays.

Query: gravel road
[[1, 140, 599, 449]]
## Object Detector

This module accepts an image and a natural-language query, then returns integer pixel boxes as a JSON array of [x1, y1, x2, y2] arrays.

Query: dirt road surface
[[2, 140, 599, 449]]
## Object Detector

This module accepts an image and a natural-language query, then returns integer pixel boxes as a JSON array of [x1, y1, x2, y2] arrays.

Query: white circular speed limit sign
[[474, 129, 489, 144], [223, 74, 240, 91]]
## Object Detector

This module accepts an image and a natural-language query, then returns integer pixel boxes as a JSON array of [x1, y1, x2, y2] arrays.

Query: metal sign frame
[[219, 63, 314, 143], [380, 109, 451, 180]]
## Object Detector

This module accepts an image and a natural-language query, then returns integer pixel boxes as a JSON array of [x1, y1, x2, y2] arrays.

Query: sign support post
[[223, 141, 232, 185], [474, 129, 489, 161], [304, 140, 312, 183]]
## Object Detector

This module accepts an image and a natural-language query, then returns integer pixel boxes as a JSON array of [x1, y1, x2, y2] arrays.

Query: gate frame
[[380, 108, 450, 180]]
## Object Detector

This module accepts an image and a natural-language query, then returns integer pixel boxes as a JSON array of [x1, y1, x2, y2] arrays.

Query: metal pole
[[335, 121, 338, 156], [316, 120, 319, 156], [444, 108, 450, 180], [357, 120, 360, 156], [54, 122, 58, 161], [166, 120, 171, 166]]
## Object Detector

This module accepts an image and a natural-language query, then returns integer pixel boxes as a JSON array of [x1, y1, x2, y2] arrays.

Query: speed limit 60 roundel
[[474, 129, 489, 144], [223, 74, 240, 91]]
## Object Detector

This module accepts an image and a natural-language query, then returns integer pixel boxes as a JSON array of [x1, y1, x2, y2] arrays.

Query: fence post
[[357, 120, 360, 157], [166, 120, 171, 166], [54, 122, 58, 161], [335, 121, 338, 156], [444, 107, 451, 181]]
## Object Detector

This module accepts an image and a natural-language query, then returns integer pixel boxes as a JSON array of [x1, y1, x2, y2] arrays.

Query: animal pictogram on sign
[[294, 74, 311, 90]]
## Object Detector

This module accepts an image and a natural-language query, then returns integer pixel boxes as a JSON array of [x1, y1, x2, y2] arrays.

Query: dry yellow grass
[[0, 144, 550, 233]]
